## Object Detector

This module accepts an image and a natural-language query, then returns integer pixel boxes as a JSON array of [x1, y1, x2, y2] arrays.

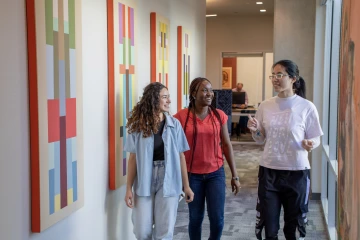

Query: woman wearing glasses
[[174, 77, 241, 240], [248, 60, 323, 240], [124, 82, 194, 240]]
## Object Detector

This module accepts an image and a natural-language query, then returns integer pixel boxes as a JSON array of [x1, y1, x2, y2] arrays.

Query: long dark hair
[[273, 60, 306, 99], [183, 77, 223, 172], [126, 82, 166, 138]]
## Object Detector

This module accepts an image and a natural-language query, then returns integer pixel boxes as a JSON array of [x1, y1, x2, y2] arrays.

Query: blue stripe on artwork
[[46, 45, 54, 99], [48, 142, 55, 170], [72, 137, 77, 162], [54, 141, 60, 195], [72, 161, 78, 202], [59, 60, 66, 116], [49, 169, 55, 214], [69, 49, 76, 98], [123, 74, 127, 159], [129, 74, 132, 112], [66, 138, 73, 189]]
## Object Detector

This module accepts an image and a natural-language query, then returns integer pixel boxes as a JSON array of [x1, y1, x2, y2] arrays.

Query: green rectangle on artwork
[[53, 18, 59, 32], [128, 38, 132, 66], [69, 0, 76, 49], [45, 0, 53, 45], [64, 21, 69, 34], [123, 38, 126, 65]]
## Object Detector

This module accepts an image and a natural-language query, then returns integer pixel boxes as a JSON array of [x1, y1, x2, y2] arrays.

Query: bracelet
[[232, 176, 239, 181]]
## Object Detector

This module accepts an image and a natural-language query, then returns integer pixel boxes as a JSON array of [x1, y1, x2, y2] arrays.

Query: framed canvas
[[177, 26, 190, 111], [150, 12, 169, 87], [222, 67, 232, 89], [338, 0, 360, 238], [26, 0, 84, 232], [107, 0, 137, 189]]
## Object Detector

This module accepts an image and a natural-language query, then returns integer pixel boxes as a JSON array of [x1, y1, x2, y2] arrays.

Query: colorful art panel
[[177, 26, 190, 111], [26, 0, 84, 232], [107, 0, 137, 190], [338, 0, 360, 239], [150, 12, 169, 87]]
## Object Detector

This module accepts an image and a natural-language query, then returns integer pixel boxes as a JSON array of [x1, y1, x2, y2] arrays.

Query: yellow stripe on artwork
[[55, 194, 61, 212], [67, 188, 74, 205], [164, 61, 169, 75]]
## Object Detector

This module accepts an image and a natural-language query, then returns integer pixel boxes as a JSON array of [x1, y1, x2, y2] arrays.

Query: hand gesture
[[124, 188, 134, 208], [183, 187, 194, 203], [302, 139, 314, 152], [247, 114, 259, 132], [231, 178, 241, 196]]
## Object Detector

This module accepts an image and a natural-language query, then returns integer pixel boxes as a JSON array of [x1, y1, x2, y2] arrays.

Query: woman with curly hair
[[124, 82, 194, 240], [174, 77, 241, 240]]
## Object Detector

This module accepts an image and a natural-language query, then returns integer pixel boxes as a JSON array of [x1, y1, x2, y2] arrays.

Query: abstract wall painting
[[338, 0, 360, 239], [222, 67, 232, 89], [177, 26, 190, 111], [150, 12, 169, 87], [26, 0, 84, 232], [107, 0, 137, 189]]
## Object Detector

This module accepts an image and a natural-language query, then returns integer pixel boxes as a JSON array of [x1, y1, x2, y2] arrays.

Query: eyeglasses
[[269, 73, 289, 80]]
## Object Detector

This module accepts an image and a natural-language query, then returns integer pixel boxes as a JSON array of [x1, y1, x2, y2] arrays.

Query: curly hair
[[183, 77, 224, 172], [126, 82, 167, 138]]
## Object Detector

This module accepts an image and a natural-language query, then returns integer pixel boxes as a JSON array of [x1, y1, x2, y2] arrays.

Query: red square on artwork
[[48, 99, 60, 143], [66, 98, 77, 138], [129, 65, 135, 74]]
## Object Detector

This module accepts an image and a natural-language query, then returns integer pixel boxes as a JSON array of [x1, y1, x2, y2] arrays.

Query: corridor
[[174, 144, 329, 239]]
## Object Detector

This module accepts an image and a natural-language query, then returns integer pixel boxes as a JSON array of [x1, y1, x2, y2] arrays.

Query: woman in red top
[[174, 77, 241, 240]]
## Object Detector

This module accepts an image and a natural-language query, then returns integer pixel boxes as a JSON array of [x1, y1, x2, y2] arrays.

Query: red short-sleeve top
[[174, 108, 228, 174]]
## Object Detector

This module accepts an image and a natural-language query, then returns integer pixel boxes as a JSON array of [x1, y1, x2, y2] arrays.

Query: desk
[[231, 107, 257, 123], [231, 107, 258, 145]]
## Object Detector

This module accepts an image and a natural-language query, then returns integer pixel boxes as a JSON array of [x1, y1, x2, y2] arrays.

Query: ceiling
[[206, 0, 274, 17]]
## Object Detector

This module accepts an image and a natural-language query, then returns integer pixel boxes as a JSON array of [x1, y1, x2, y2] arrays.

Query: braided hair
[[183, 77, 224, 172]]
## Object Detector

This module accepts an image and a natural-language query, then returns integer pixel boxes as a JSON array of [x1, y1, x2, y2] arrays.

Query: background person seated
[[232, 83, 250, 135], [232, 82, 248, 109]]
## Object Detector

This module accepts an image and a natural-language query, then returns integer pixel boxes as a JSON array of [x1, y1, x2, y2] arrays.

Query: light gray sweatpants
[[132, 161, 179, 240]]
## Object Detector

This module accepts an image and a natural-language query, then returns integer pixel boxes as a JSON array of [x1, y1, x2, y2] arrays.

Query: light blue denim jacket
[[124, 113, 190, 197]]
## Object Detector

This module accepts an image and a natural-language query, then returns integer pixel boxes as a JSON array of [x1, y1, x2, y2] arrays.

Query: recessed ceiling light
[[256, 2, 263, 4], [206, 14, 217, 17], [260, 9, 266, 12]]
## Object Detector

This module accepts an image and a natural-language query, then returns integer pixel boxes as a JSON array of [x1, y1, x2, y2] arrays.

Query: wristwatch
[[232, 176, 239, 181]]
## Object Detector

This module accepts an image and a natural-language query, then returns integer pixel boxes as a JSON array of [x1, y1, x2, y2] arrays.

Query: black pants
[[255, 166, 310, 240]]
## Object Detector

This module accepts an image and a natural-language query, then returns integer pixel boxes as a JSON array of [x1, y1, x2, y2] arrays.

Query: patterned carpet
[[173, 144, 329, 240]]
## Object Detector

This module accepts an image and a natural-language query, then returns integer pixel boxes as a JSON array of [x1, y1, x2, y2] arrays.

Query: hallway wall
[[0, 0, 206, 239], [273, 0, 321, 195], [338, 0, 360, 238], [206, 15, 274, 89]]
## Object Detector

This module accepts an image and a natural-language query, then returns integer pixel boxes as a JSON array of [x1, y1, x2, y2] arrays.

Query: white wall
[[236, 57, 263, 106], [273, 0, 316, 102], [206, 15, 274, 89], [0, 0, 206, 239]]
